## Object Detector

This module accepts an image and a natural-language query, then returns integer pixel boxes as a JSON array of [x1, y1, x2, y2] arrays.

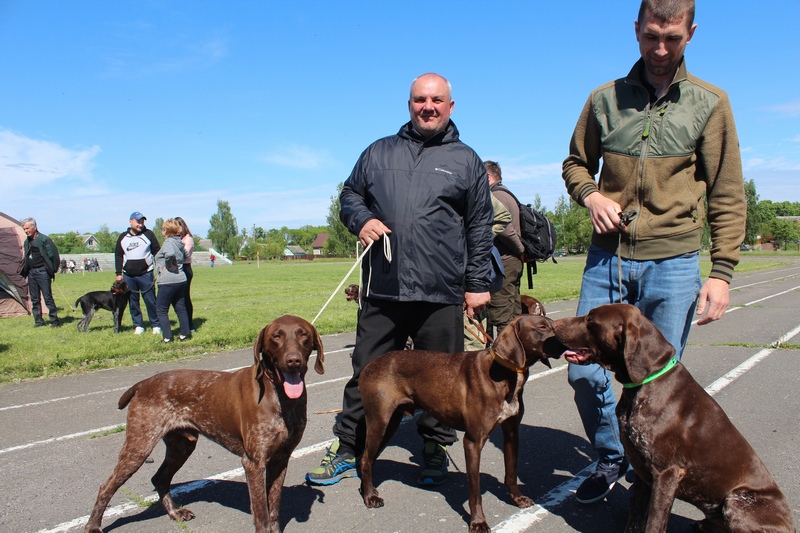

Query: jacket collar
[[398, 119, 460, 145], [626, 57, 689, 90]]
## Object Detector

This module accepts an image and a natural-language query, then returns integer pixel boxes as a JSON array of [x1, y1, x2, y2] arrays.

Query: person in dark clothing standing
[[20, 217, 60, 328], [114, 212, 161, 335], [485, 161, 526, 336], [306, 73, 494, 487]]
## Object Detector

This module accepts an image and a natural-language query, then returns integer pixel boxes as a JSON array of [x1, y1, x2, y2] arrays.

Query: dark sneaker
[[417, 440, 449, 486], [305, 440, 357, 485], [575, 458, 629, 504]]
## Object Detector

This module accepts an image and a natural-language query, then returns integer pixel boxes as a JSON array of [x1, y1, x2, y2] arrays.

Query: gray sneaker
[[305, 440, 357, 485]]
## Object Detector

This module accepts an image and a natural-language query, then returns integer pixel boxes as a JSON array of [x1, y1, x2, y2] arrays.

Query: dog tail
[[118, 384, 140, 410]]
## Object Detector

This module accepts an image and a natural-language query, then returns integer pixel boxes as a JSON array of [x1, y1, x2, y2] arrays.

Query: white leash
[[311, 236, 392, 325]]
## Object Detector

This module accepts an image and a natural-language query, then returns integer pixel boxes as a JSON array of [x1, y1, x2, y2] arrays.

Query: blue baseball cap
[[129, 211, 146, 221]]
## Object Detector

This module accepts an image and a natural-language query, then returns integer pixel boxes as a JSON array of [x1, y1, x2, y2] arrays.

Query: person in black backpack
[[485, 161, 525, 336]]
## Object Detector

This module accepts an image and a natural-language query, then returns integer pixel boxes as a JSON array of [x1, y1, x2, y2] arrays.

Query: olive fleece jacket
[[563, 58, 746, 282]]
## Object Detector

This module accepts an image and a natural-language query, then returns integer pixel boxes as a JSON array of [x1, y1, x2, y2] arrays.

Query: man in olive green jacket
[[561, 0, 746, 504]]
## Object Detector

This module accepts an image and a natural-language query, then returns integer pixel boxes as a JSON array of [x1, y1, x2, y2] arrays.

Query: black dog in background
[[74, 280, 130, 333]]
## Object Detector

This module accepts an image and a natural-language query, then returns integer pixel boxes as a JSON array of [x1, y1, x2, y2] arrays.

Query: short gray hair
[[21, 217, 37, 228]]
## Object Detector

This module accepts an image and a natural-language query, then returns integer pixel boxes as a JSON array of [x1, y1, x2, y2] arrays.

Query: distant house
[[311, 232, 329, 256], [283, 245, 306, 257], [81, 234, 99, 250]]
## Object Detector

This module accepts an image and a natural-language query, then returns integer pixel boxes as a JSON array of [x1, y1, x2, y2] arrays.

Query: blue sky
[[2, 1, 798, 238]]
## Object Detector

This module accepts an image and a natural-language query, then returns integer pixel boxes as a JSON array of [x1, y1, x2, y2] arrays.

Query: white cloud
[[0, 129, 100, 192], [744, 156, 800, 172], [764, 100, 800, 118], [263, 144, 334, 170]]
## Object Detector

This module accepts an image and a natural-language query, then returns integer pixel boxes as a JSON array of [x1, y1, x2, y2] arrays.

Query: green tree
[[324, 182, 359, 256], [768, 218, 800, 250], [152, 217, 164, 245], [52, 232, 88, 254], [208, 199, 240, 258], [744, 179, 761, 246], [260, 228, 287, 258], [93, 224, 119, 253], [553, 195, 591, 253]]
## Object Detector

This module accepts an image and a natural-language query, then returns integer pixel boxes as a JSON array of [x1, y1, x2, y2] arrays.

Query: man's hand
[[584, 192, 626, 234], [696, 277, 730, 325], [464, 292, 491, 318], [358, 219, 392, 247], [115, 275, 123, 282]]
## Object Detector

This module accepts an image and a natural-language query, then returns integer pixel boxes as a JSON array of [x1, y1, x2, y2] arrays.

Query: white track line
[[26, 278, 800, 532], [0, 424, 123, 456], [0, 387, 129, 412], [0, 348, 352, 456], [38, 439, 335, 533], [0, 347, 352, 413]]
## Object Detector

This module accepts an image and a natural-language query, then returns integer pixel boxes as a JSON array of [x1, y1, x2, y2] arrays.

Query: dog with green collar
[[554, 303, 793, 532]]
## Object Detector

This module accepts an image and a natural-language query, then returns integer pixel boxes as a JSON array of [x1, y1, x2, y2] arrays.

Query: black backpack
[[491, 184, 557, 288]]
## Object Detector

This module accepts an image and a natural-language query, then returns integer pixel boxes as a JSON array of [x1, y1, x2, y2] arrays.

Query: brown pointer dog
[[359, 314, 563, 533], [344, 283, 360, 301], [84, 315, 325, 533], [520, 294, 546, 316], [554, 304, 794, 533]]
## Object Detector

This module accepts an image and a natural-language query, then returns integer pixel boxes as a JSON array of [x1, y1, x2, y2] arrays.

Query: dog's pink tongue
[[283, 372, 304, 399], [563, 349, 591, 363]]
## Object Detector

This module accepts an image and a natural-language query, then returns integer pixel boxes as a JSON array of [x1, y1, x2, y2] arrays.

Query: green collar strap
[[622, 357, 678, 389]]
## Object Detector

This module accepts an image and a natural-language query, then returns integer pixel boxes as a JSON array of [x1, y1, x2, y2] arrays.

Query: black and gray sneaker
[[417, 440, 449, 486], [575, 458, 629, 504]]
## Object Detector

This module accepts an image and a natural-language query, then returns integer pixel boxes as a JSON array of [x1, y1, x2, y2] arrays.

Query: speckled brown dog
[[358, 314, 563, 533], [554, 304, 794, 533], [84, 315, 325, 533]]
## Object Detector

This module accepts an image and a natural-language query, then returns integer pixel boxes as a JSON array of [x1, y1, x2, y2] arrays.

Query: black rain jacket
[[340, 120, 494, 304]]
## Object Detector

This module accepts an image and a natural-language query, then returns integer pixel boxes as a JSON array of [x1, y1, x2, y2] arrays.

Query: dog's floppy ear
[[620, 306, 675, 384], [491, 317, 528, 372], [310, 322, 325, 375], [253, 324, 278, 383]]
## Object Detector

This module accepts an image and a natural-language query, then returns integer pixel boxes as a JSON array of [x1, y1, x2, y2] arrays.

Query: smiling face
[[408, 73, 454, 139], [129, 217, 145, 234], [635, 9, 696, 86]]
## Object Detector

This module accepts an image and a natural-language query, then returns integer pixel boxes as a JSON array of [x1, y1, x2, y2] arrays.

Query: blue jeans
[[569, 245, 701, 462], [123, 271, 158, 329]]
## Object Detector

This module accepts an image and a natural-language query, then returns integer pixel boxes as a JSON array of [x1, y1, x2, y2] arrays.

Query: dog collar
[[490, 348, 526, 374], [623, 357, 678, 389]]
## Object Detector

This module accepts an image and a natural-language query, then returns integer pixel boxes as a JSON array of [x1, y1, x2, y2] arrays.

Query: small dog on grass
[[74, 280, 130, 333]]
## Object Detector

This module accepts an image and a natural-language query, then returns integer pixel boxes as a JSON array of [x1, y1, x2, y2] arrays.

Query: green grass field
[[0, 254, 789, 382]]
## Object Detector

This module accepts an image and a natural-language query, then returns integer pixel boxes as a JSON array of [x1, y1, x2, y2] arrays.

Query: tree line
[[49, 178, 800, 258]]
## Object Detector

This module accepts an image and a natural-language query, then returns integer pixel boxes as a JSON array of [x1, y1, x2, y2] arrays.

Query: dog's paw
[[170, 507, 195, 522], [469, 520, 491, 533], [512, 494, 534, 508], [363, 493, 384, 509]]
